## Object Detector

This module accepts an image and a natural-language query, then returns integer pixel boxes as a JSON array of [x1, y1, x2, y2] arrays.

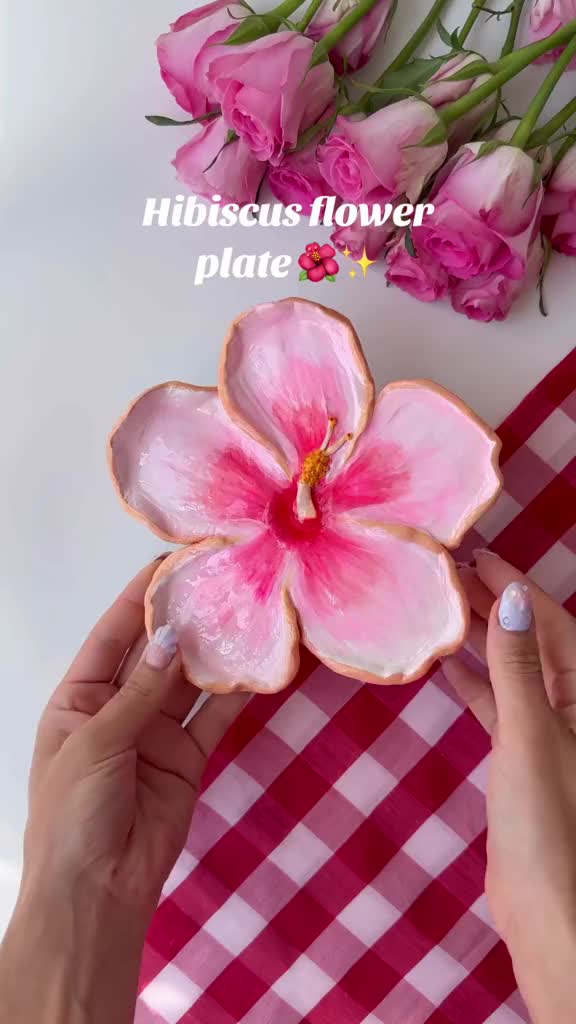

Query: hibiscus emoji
[[109, 299, 501, 695], [298, 241, 340, 282]]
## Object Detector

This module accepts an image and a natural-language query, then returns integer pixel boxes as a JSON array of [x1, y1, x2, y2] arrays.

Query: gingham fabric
[[136, 350, 576, 1024]]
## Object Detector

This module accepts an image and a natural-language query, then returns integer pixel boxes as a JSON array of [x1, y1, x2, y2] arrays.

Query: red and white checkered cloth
[[136, 350, 576, 1024]]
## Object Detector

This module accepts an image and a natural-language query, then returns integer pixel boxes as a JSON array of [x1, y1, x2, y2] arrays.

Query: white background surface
[[1, 0, 575, 933]]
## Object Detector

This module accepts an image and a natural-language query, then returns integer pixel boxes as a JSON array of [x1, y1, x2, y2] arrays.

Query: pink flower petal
[[322, 257, 339, 275], [308, 264, 326, 281], [146, 533, 299, 693], [290, 518, 467, 683], [298, 254, 316, 270], [156, 2, 243, 117], [318, 243, 336, 258], [326, 381, 501, 547], [220, 299, 374, 476], [109, 383, 286, 543]]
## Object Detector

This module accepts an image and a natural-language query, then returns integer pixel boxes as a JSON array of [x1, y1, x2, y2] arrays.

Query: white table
[[1, 0, 574, 933]]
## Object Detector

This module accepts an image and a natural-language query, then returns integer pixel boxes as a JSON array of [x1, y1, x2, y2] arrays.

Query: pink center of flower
[[267, 481, 325, 546]]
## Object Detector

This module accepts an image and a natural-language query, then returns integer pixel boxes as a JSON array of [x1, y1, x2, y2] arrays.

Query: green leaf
[[325, 275, 337, 282], [418, 118, 448, 147], [299, 270, 309, 281], [145, 113, 219, 127], [436, 18, 455, 49], [450, 27, 462, 49], [363, 57, 445, 114], [226, 13, 280, 44], [405, 227, 417, 259], [226, 129, 239, 144], [353, 82, 420, 99], [476, 139, 503, 159]]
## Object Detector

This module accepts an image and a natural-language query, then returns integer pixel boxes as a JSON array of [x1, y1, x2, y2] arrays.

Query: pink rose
[[156, 1, 243, 117], [307, 0, 395, 73], [413, 143, 543, 281], [317, 99, 447, 205], [205, 32, 335, 165], [268, 143, 329, 215], [331, 222, 394, 259], [489, 118, 553, 178], [542, 143, 576, 255], [423, 52, 496, 148], [423, 52, 491, 107], [524, 0, 576, 66], [173, 118, 265, 205], [450, 237, 544, 322], [385, 236, 450, 302]]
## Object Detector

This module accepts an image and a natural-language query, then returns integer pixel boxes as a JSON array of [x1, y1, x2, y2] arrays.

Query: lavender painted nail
[[145, 624, 178, 669], [498, 583, 532, 632]]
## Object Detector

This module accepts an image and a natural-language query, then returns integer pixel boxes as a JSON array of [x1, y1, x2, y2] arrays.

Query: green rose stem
[[297, 0, 325, 33], [527, 96, 576, 147], [380, 0, 450, 75], [458, 5, 482, 47], [500, 0, 527, 57], [311, 0, 385, 64], [422, 17, 576, 144], [511, 33, 576, 149]]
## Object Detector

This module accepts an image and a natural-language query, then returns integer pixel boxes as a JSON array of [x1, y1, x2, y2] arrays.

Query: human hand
[[0, 555, 248, 1024], [444, 550, 576, 1024]]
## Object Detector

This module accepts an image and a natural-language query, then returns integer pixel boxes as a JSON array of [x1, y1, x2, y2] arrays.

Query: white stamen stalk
[[321, 417, 337, 450], [294, 417, 350, 523], [326, 432, 353, 457], [296, 480, 317, 520]]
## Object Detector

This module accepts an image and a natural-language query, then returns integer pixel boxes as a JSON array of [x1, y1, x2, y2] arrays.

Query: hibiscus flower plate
[[109, 298, 502, 693]]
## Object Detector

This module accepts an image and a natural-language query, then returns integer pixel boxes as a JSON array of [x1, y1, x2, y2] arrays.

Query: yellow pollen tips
[[301, 449, 331, 487]]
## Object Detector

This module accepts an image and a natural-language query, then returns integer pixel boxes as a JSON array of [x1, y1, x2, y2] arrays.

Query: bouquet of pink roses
[[148, 0, 576, 323]]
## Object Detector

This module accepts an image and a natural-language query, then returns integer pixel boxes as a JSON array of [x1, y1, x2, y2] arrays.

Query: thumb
[[88, 625, 179, 755], [487, 582, 551, 734]]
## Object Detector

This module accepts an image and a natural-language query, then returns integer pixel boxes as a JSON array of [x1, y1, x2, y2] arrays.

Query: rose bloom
[[542, 143, 576, 256], [173, 118, 265, 205], [489, 118, 554, 178], [450, 237, 544, 322], [156, 1, 243, 117], [524, 0, 576, 67], [423, 52, 497, 148], [298, 242, 340, 281], [331, 222, 394, 259], [317, 99, 447, 205], [205, 32, 334, 165], [307, 0, 395, 73], [268, 142, 330, 215], [385, 236, 450, 302], [413, 142, 543, 281]]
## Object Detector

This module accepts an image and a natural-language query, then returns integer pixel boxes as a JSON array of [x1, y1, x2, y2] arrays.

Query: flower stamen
[[295, 417, 353, 521]]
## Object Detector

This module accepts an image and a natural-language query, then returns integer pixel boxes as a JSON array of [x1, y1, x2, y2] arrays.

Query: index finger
[[62, 555, 167, 686]]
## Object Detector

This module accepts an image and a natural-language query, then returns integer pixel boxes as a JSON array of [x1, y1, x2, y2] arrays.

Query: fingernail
[[499, 582, 532, 632], [473, 548, 500, 560], [145, 625, 178, 669]]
